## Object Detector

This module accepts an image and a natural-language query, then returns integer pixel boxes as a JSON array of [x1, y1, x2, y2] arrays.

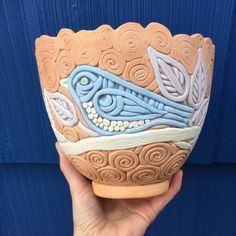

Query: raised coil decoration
[[146, 22, 173, 54], [148, 47, 190, 102], [71, 157, 100, 181], [68, 65, 194, 136], [139, 142, 179, 165], [127, 165, 161, 184], [190, 97, 209, 127], [109, 150, 139, 172], [69, 142, 190, 185], [85, 151, 108, 169], [99, 49, 126, 75], [98, 167, 126, 184], [45, 90, 78, 127], [188, 48, 206, 109], [113, 23, 148, 61], [159, 150, 188, 180], [171, 35, 198, 74]]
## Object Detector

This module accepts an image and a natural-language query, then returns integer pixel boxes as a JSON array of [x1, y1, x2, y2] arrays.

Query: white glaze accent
[[98, 117, 103, 123], [60, 126, 201, 155], [174, 141, 192, 150], [82, 103, 88, 109], [80, 77, 89, 85], [59, 78, 68, 88], [117, 121, 123, 127], [86, 107, 92, 113], [83, 100, 155, 133], [111, 121, 117, 127], [103, 119, 110, 126], [124, 121, 129, 127], [108, 126, 114, 132], [88, 101, 93, 107]]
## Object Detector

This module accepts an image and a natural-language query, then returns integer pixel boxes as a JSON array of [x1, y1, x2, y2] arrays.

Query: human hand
[[56, 142, 183, 236]]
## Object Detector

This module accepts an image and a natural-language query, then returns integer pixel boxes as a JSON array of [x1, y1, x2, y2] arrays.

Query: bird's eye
[[80, 77, 89, 85]]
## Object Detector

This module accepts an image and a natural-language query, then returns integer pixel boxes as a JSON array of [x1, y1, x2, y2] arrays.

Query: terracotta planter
[[35, 22, 214, 199]]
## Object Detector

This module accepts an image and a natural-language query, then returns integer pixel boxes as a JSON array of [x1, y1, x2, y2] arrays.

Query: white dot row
[[83, 102, 150, 132]]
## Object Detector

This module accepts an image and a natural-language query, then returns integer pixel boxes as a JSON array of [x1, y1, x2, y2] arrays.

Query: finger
[[150, 170, 183, 214], [55, 142, 92, 196]]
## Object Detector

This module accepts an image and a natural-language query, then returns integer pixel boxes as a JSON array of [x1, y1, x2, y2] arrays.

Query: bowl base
[[92, 180, 170, 199]]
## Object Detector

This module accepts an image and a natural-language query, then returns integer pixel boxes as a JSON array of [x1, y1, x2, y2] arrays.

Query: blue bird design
[[68, 65, 194, 135]]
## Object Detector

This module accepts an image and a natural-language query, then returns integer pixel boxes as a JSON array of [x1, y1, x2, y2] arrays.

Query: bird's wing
[[93, 88, 166, 121]]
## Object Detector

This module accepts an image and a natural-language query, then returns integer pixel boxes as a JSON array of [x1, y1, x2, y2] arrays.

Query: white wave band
[[60, 126, 200, 155]]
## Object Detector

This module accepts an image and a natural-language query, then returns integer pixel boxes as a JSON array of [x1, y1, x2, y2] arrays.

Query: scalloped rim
[[35, 22, 214, 46]]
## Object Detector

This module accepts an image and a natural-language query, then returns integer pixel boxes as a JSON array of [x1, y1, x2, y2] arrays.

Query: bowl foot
[[92, 180, 170, 199]]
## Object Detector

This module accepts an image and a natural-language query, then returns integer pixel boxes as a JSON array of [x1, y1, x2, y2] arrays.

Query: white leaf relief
[[43, 89, 68, 142], [188, 48, 206, 109], [148, 46, 190, 102], [190, 97, 209, 128], [45, 90, 78, 127]]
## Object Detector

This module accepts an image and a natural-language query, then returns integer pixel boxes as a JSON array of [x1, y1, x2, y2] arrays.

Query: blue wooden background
[[0, 0, 236, 235]]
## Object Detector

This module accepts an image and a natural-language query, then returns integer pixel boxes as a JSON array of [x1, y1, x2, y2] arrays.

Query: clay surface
[[69, 142, 189, 185], [35, 22, 214, 198]]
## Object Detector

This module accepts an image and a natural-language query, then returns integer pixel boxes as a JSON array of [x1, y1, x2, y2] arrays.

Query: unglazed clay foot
[[35, 22, 214, 199]]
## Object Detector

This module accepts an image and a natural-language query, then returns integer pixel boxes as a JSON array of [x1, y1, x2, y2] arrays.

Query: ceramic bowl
[[35, 22, 214, 199]]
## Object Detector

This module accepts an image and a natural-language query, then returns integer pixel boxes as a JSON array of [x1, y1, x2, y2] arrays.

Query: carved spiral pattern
[[127, 165, 161, 184], [99, 49, 126, 75], [74, 33, 101, 66], [36, 36, 59, 59], [58, 28, 74, 50], [122, 58, 155, 87], [95, 25, 114, 50], [146, 22, 173, 54], [171, 35, 198, 74], [159, 150, 188, 180], [109, 150, 139, 172], [202, 38, 214, 66], [85, 151, 108, 169], [191, 34, 204, 48], [114, 23, 148, 61], [139, 143, 178, 165], [99, 167, 126, 183], [71, 157, 100, 181], [62, 126, 80, 142], [39, 57, 60, 92], [68, 142, 190, 186], [56, 50, 75, 78]]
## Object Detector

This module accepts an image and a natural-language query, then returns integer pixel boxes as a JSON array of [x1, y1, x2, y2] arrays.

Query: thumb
[[55, 142, 105, 234], [55, 142, 92, 198]]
